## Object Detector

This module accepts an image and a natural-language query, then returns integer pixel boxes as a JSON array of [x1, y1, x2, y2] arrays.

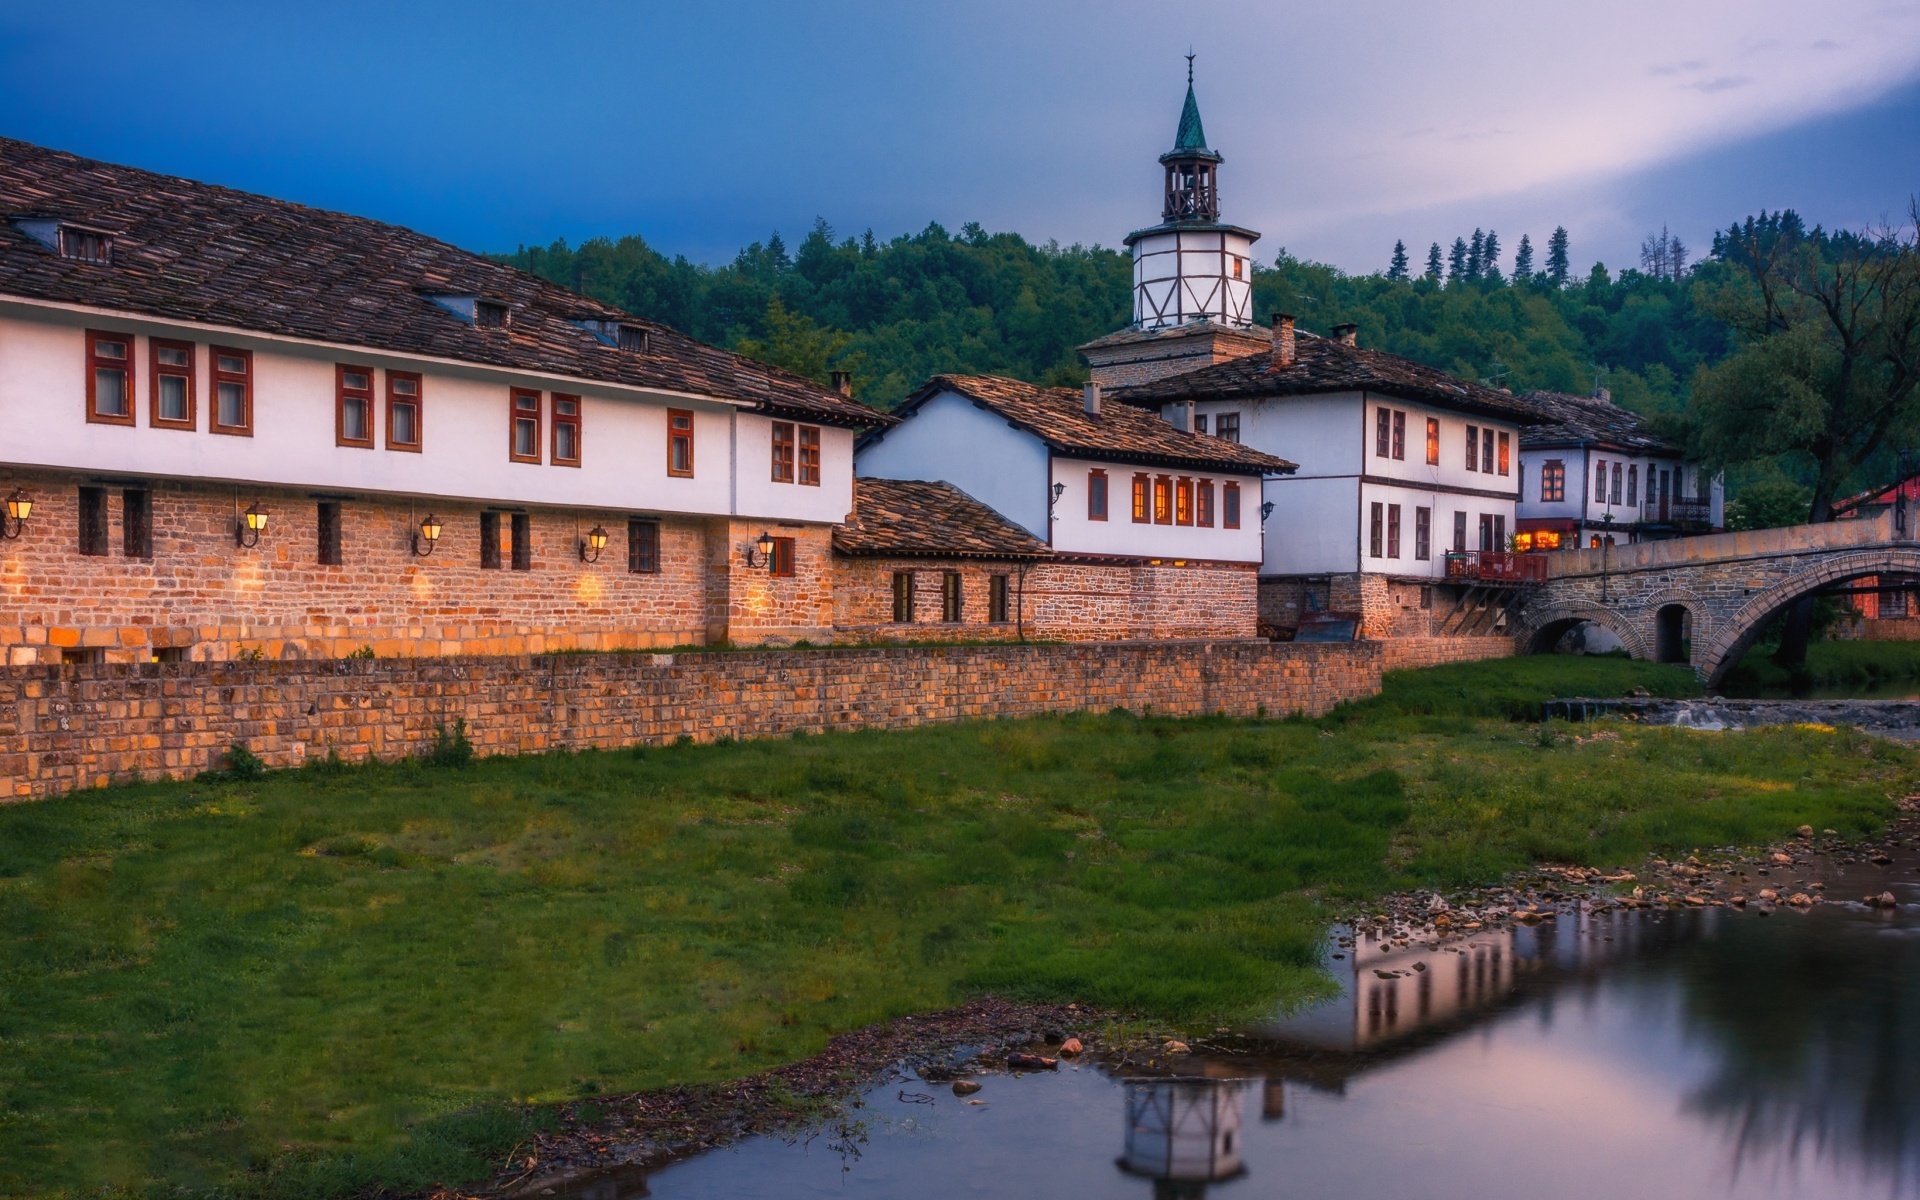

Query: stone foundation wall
[[1377, 635, 1516, 673], [0, 640, 1383, 799]]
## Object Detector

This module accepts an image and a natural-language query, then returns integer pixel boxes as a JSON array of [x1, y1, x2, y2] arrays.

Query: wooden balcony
[[1444, 550, 1549, 584]]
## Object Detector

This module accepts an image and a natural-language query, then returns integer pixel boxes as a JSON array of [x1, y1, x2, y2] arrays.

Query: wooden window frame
[[667, 409, 695, 478], [1452, 510, 1468, 553], [1391, 411, 1406, 461], [769, 536, 796, 578], [1375, 407, 1391, 458], [1482, 428, 1495, 475], [77, 486, 109, 556], [1088, 469, 1109, 521], [510, 389, 542, 463], [1223, 481, 1241, 529], [1593, 459, 1607, 506], [1215, 412, 1239, 443], [1174, 477, 1194, 526], [1131, 473, 1149, 523], [798, 425, 821, 486], [1465, 424, 1479, 472], [386, 371, 423, 452], [1386, 502, 1402, 559], [209, 346, 253, 436], [892, 571, 914, 623], [1369, 501, 1384, 558], [1196, 478, 1214, 527], [551, 393, 582, 467], [771, 421, 796, 483], [510, 512, 532, 571], [1541, 460, 1565, 503], [149, 337, 196, 430], [1153, 475, 1173, 525], [988, 574, 1009, 624], [479, 512, 502, 569], [1414, 505, 1431, 561], [628, 518, 660, 574], [85, 329, 135, 426], [1497, 430, 1510, 476], [1626, 464, 1638, 507], [123, 488, 152, 559], [335, 363, 376, 449], [1611, 462, 1623, 505], [941, 570, 962, 622], [1425, 417, 1439, 466], [317, 501, 343, 566]]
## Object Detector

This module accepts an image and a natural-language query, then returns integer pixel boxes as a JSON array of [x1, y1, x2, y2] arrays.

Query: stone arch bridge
[[1507, 509, 1917, 686]]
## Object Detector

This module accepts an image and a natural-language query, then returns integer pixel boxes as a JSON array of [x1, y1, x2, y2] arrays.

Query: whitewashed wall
[[853, 390, 1051, 537], [1048, 456, 1265, 563]]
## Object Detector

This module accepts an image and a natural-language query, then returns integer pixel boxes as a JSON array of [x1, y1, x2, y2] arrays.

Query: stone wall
[[0, 640, 1383, 799], [1377, 635, 1516, 673], [0, 471, 844, 663]]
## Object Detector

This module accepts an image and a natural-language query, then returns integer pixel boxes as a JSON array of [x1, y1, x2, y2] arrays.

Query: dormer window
[[11, 217, 113, 263], [576, 319, 650, 353], [425, 292, 511, 328], [617, 324, 648, 352], [474, 299, 510, 328]]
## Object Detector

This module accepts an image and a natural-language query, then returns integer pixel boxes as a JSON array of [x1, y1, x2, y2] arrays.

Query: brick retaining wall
[[0, 639, 1388, 800]]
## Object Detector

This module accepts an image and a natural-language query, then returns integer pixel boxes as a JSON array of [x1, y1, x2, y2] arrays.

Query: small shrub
[[426, 719, 474, 768], [346, 645, 377, 661], [224, 743, 266, 780]]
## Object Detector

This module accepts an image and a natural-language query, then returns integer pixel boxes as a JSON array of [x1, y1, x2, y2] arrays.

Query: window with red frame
[[510, 390, 541, 462], [798, 425, 820, 486], [86, 330, 134, 425], [1223, 482, 1241, 529], [1196, 479, 1214, 527], [1153, 476, 1173, 525], [1391, 411, 1406, 460], [150, 338, 194, 429], [1175, 477, 1193, 525], [770, 536, 795, 578], [1425, 417, 1439, 465], [1497, 430, 1510, 476], [668, 409, 694, 477], [1088, 469, 1108, 520], [210, 346, 252, 435], [1131, 473, 1149, 523], [771, 421, 795, 482], [387, 372, 422, 451], [552, 394, 581, 466], [337, 364, 375, 448]]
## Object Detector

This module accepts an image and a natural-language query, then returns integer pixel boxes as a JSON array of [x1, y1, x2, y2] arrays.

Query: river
[[542, 850, 1919, 1200]]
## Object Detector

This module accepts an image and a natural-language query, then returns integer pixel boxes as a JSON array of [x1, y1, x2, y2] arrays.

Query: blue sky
[[4, 1, 1918, 276]]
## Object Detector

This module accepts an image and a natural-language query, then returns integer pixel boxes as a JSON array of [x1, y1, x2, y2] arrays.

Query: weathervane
[[1186, 49, 1195, 87]]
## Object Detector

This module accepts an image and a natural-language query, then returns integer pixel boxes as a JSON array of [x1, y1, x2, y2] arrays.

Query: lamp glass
[[588, 526, 609, 551], [420, 515, 443, 542], [6, 491, 29, 521], [756, 532, 774, 558], [245, 504, 268, 532]]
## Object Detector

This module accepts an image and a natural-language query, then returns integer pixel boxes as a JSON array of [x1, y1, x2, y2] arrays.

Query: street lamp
[[579, 524, 609, 563], [1260, 500, 1276, 524], [745, 530, 775, 569], [1050, 481, 1066, 521], [412, 513, 443, 557], [0, 488, 30, 539], [235, 502, 267, 549]]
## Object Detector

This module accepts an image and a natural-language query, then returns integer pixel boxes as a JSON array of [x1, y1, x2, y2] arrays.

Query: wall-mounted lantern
[[579, 524, 609, 563], [745, 530, 775, 569], [1050, 481, 1066, 521], [412, 513, 443, 557], [235, 502, 268, 548], [0, 488, 31, 539], [1260, 500, 1276, 524]]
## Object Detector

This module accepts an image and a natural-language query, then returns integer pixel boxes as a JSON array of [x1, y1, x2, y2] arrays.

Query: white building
[[1515, 389, 1724, 549], [855, 374, 1290, 564]]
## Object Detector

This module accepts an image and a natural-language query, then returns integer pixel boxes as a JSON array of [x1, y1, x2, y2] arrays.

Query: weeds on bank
[[0, 656, 1908, 1198]]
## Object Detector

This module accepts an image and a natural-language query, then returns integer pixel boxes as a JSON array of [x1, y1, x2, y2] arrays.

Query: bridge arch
[[1517, 602, 1650, 660], [1696, 548, 1920, 686]]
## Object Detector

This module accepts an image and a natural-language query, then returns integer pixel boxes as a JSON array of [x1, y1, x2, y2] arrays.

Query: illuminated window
[[1540, 460, 1565, 502], [1175, 477, 1193, 526], [1425, 418, 1439, 465], [1132, 473, 1149, 523], [1153, 476, 1173, 525], [1498, 431, 1510, 476]]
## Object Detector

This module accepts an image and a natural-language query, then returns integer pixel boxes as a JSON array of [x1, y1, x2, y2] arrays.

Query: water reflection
[[1118, 1075, 1252, 1198]]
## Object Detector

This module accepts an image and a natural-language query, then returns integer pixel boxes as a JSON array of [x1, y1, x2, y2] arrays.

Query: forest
[[496, 211, 1920, 527]]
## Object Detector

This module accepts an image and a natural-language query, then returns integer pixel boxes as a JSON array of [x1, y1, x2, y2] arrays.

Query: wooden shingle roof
[[877, 373, 1296, 476], [1111, 332, 1546, 424], [0, 137, 886, 429], [835, 478, 1053, 560], [1517, 390, 1679, 454]]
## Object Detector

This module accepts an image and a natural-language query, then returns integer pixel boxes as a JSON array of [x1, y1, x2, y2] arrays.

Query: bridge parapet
[[1545, 510, 1904, 579]]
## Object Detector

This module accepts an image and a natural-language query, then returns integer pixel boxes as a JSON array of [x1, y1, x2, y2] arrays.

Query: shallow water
[[564, 861, 1920, 1200]]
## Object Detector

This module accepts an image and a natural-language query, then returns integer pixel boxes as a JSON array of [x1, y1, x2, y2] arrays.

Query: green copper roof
[[1173, 83, 1209, 153]]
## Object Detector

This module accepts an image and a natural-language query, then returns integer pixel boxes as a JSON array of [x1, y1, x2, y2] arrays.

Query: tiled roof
[[1517, 390, 1680, 453], [1110, 330, 1547, 424], [881, 373, 1297, 476], [835, 477, 1053, 560], [1077, 317, 1268, 352], [0, 137, 886, 429]]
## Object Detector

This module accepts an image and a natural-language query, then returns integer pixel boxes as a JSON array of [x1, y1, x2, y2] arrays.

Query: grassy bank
[[1725, 638, 1920, 694], [1, 657, 1908, 1198]]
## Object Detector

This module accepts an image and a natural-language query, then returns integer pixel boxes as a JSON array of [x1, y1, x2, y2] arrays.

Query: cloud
[[1688, 76, 1753, 93]]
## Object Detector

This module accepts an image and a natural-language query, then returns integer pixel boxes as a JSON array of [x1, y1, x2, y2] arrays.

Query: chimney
[[1594, 385, 1611, 403], [1331, 322, 1358, 347], [1270, 312, 1296, 368], [830, 370, 852, 397], [1174, 399, 1195, 432], [1083, 380, 1102, 416]]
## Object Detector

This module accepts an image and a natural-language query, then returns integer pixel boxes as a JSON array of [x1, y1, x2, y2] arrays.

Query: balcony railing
[[1444, 550, 1549, 584]]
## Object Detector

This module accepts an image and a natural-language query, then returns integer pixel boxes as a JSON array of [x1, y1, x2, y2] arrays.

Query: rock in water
[[952, 1079, 982, 1096], [1162, 1040, 1190, 1055], [1006, 1053, 1057, 1071], [1059, 1037, 1083, 1056]]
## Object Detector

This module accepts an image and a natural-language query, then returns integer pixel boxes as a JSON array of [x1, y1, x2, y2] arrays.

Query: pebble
[[952, 1080, 982, 1096], [1059, 1037, 1083, 1056]]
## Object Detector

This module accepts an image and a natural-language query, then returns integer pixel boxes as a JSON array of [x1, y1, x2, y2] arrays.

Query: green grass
[[0, 656, 1909, 1198], [1725, 638, 1920, 694]]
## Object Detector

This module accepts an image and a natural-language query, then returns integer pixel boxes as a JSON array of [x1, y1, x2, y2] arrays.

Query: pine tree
[[1512, 234, 1535, 281], [1387, 239, 1410, 281], [1467, 229, 1485, 279], [1425, 242, 1444, 279], [1546, 226, 1570, 287], [1670, 235, 1688, 277], [1447, 237, 1468, 282], [1483, 230, 1501, 278]]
